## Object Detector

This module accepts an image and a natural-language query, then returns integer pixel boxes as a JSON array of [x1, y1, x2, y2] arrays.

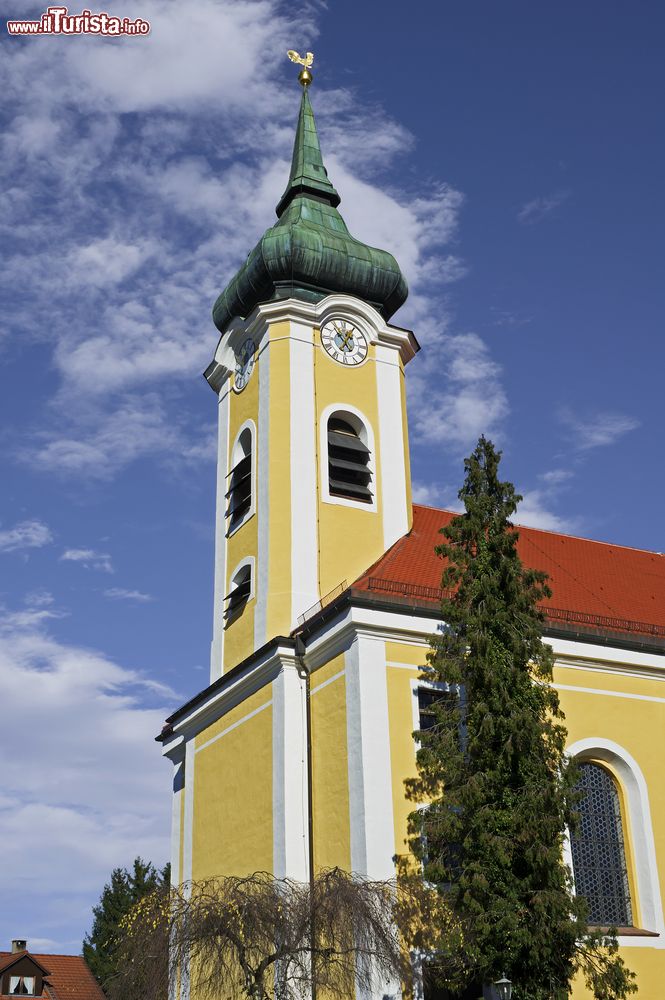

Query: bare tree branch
[[107, 868, 450, 1000]]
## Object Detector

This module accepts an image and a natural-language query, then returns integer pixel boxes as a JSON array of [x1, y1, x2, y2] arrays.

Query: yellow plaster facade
[[166, 621, 665, 998]]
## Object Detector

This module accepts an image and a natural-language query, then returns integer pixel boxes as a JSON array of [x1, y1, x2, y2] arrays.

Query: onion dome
[[212, 87, 408, 335]]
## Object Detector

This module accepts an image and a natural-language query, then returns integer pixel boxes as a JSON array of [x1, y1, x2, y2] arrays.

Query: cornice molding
[[205, 295, 419, 394], [159, 603, 665, 746], [162, 639, 296, 743]]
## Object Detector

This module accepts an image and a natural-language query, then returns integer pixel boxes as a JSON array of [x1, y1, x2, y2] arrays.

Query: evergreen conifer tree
[[83, 856, 170, 992], [407, 437, 636, 1000]]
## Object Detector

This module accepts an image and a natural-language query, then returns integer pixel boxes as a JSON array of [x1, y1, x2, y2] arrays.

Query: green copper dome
[[212, 89, 408, 335]]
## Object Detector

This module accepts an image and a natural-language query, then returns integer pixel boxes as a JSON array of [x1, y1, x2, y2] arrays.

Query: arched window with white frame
[[226, 422, 255, 534], [565, 738, 665, 940], [571, 761, 633, 926], [325, 409, 373, 504]]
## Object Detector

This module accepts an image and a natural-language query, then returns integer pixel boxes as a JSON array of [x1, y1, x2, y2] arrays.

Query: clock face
[[233, 338, 255, 392], [320, 319, 368, 367]]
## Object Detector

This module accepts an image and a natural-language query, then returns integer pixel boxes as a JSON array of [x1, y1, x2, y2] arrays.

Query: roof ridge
[[412, 503, 663, 557], [29, 952, 86, 958]]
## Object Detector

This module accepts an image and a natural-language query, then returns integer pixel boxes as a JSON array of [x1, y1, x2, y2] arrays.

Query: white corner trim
[[210, 387, 231, 682], [181, 738, 195, 891], [567, 737, 665, 945], [289, 321, 319, 627], [376, 358, 408, 549], [319, 401, 377, 512], [255, 343, 270, 650], [302, 605, 441, 671], [273, 663, 309, 880], [169, 757, 185, 889], [170, 643, 295, 742], [345, 634, 395, 879]]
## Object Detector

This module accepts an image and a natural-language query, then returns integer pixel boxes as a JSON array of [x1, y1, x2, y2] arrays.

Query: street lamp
[[493, 973, 512, 1000]]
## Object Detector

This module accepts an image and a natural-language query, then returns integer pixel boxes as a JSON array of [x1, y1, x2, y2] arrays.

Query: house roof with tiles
[[0, 950, 104, 1000]]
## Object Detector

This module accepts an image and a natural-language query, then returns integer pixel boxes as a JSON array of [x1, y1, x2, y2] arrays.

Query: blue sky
[[1, 0, 663, 954]]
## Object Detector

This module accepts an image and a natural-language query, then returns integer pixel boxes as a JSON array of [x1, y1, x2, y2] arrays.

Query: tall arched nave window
[[570, 761, 633, 926]]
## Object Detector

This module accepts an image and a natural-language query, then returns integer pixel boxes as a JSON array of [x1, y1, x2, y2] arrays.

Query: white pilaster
[[181, 738, 195, 890], [290, 321, 319, 626], [178, 738, 196, 1000], [210, 386, 231, 682], [254, 338, 271, 649], [375, 345, 409, 551], [169, 755, 185, 888], [345, 634, 395, 878], [273, 660, 309, 879]]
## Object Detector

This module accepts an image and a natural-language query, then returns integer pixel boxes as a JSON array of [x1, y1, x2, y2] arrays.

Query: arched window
[[327, 414, 372, 503], [226, 424, 254, 533], [224, 561, 253, 623], [570, 762, 632, 926]]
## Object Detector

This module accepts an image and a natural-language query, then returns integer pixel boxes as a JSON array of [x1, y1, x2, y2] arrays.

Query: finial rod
[[287, 49, 314, 87]]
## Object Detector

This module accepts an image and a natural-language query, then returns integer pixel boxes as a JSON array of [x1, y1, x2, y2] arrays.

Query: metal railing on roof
[[364, 577, 665, 638], [297, 580, 348, 627]]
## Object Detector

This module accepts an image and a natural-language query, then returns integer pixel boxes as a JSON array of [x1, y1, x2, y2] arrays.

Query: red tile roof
[[353, 505, 665, 639], [0, 952, 104, 1000]]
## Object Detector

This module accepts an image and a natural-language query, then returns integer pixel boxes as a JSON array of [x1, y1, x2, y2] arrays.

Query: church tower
[[161, 61, 665, 1000], [204, 74, 419, 682]]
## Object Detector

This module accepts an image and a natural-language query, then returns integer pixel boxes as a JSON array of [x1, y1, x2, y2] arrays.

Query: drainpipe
[[294, 635, 316, 1000]]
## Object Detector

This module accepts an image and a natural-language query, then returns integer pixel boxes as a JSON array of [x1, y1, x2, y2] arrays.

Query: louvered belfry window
[[570, 762, 633, 926], [226, 428, 252, 531], [224, 565, 251, 621], [327, 416, 372, 503]]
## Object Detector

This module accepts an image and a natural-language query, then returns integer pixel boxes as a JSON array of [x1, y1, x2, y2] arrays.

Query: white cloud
[[26, 393, 216, 480], [410, 333, 509, 449], [490, 307, 533, 328], [1, 0, 308, 118], [60, 548, 114, 573], [104, 588, 154, 602], [25, 590, 55, 608], [514, 489, 578, 533], [0, 601, 175, 949], [0, 519, 52, 553], [67, 235, 158, 288], [336, 172, 464, 291], [518, 190, 570, 225], [559, 408, 641, 450], [0, 0, 488, 486], [412, 481, 443, 506], [539, 468, 574, 486], [0, 607, 67, 631]]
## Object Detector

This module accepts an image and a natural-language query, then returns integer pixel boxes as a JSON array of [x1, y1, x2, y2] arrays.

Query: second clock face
[[233, 337, 255, 392], [320, 319, 368, 367]]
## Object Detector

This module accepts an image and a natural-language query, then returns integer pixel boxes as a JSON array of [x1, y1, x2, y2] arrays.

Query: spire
[[211, 71, 408, 335], [275, 89, 340, 217]]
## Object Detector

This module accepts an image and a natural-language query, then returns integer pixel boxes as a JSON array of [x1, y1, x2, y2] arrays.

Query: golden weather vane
[[287, 49, 314, 87]]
